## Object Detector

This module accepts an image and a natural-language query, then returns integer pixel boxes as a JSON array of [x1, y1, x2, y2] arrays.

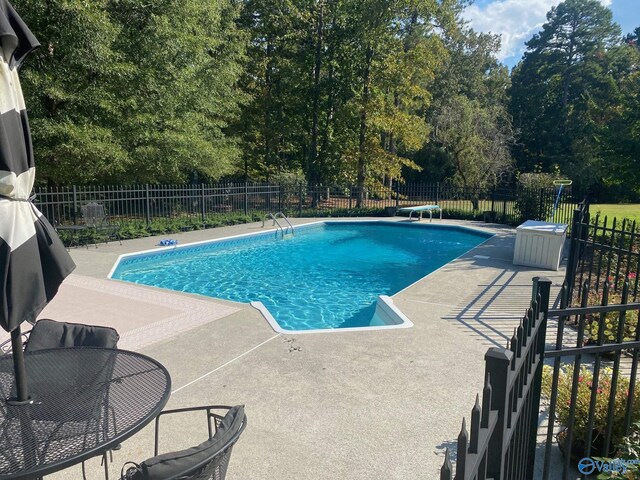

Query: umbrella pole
[[10, 326, 29, 402]]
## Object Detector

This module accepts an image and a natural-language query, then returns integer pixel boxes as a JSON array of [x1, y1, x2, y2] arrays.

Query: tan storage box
[[513, 221, 568, 271]]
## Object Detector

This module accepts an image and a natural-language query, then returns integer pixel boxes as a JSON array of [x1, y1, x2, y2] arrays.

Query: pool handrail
[[274, 212, 294, 235], [262, 212, 294, 236]]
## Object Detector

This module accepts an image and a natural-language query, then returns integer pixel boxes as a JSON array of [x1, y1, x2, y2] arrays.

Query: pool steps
[[251, 295, 413, 334]]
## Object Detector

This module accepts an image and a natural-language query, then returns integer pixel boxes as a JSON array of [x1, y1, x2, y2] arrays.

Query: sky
[[462, 0, 639, 68]]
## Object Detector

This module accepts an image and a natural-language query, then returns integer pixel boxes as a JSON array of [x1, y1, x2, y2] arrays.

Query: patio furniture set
[[55, 203, 122, 249], [0, 320, 247, 480]]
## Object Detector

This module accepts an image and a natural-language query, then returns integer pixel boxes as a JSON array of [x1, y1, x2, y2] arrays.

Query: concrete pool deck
[[4, 218, 570, 479]]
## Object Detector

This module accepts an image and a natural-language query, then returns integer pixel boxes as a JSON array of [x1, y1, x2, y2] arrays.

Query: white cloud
[[462, 0, 613, 64]]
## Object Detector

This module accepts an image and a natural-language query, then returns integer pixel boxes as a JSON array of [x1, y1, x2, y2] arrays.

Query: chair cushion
[[140, 405, 245, 480], [25, 319, 119, 352]]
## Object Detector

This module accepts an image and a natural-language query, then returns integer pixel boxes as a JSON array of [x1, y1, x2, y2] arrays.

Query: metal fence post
[[490, 186, 496, 214], [145, 184, 150, 225], [244, 182, 248, 216], [526, 277, 552, 478], [538, 188, 545, 220], [485, 347, 513, 479], [502, 197, 507, 223], [201, 184, 206, 223], [72, 185, 78, 225], [349, 185, 353, 210], [565, 208, 582, 301], [298, 183, 303, 217]]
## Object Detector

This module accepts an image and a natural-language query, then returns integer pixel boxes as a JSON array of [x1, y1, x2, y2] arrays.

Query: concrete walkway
[[4, 218, 570, 479]]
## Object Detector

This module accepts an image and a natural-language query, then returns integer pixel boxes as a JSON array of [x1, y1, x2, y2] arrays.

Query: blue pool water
[[111, 222, 490, 331]]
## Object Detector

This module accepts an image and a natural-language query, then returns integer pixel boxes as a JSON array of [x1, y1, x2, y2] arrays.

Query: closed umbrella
[[0, 0, 75, 403]]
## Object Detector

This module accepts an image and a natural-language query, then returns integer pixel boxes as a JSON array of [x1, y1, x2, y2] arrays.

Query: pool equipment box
[[513, 220, 567, 271]]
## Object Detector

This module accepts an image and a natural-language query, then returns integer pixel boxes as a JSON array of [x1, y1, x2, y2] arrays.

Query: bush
[[617, 421, 640, 461], [298, 207, 386, 218], [584, 278, 638, 344], [542, 365, 640, 458], [59, 212, 263, 247], [515, 172, 556, 221], [593, 422, 640, 478]]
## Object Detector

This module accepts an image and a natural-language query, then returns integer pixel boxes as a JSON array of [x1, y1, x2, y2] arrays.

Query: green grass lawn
[[590, 204, 640, 224]]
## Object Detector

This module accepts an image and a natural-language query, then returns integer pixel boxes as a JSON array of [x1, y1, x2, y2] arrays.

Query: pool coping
[[107, 219, 494, 334]]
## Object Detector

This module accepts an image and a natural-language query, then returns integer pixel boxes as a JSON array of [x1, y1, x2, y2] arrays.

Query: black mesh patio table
[[0, 347, 171, 479]]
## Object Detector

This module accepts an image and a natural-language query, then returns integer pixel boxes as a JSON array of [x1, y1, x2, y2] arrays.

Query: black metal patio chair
[[0, 318, 119, 355], [120, 405, 246, 480], [0, 319, 121, 479], [56, 202, 121, 248]]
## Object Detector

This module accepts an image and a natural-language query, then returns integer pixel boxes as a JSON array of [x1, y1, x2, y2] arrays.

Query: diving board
[[398, 204, 442, 222]]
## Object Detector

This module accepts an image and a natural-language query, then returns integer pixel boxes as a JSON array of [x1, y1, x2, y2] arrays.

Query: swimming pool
[[110, 221, 491, 332]]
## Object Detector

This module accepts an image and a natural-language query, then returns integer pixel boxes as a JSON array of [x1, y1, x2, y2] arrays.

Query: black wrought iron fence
[[540, 281, 640, 480], [565, 202, 639, 305], [34, 183, 579, 228], [34, 183, 282, 225], [441, 278, 553, 480], [441, 274, 640, 480]]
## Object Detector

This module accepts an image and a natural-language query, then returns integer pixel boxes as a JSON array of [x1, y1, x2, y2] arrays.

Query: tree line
[[14, 0, 640, 202]]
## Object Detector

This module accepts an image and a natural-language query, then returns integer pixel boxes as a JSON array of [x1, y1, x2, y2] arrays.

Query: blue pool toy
[[158, 239, 178, 246]]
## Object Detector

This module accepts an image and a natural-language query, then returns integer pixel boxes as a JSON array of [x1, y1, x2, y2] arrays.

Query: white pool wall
[[251, 295, 413, 334]]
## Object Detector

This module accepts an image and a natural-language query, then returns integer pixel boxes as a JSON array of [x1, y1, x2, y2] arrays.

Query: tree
[[108, 0, 248, 183], [432, 95, 514, 209], [509, 0, 621, 188], [237, 0, 462, 197], [15, 0, 129, 184], [344, 0, 453, 206], [236, 0, 311, 180], [16, 0, 247, 184], [597, 32, 640, 200], [432, 28, 510, 108], [408, 23, 510, 185]]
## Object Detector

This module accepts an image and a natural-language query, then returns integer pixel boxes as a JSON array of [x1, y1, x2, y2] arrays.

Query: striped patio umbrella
[[0, 0, 75, 402]]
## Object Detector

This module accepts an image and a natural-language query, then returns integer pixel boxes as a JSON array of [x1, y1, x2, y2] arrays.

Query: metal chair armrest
[[154, 405, 236, 456], [0, 330, 31, 355]]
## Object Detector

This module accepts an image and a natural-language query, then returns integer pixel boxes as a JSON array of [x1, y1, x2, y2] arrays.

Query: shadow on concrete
[[441, 266, 565, 349], [434, 438, 458, 463]]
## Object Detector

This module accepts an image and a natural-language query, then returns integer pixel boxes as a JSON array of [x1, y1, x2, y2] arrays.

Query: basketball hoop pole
[[551, 180, 572, 222]]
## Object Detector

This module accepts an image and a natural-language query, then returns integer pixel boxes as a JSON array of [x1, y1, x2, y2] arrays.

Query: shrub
[[593, 422, 640, 479], [584, 279, 638, 344], [515, 172, 556, 222], [542, 365, 640, 458], [617, 421, 640, 461], [298, 207, 386, 218], [59, 212, 263, 247]]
